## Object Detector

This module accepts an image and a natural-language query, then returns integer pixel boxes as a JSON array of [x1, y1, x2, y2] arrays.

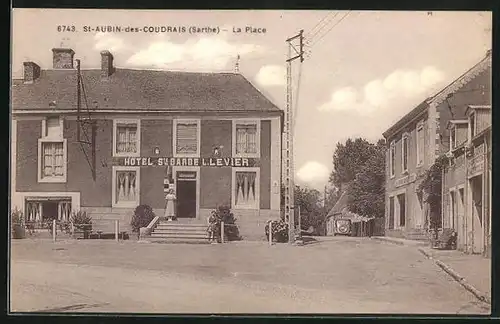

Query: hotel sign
[[116, 157, 259, 167], [395, 173, 417, 188], [468, 153, 484, 175]]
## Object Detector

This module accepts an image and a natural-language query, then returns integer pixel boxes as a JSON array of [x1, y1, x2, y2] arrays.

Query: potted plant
[[265, 219, 289, 243], [11, 207, 26, 239], [70, 211, 92, 239]]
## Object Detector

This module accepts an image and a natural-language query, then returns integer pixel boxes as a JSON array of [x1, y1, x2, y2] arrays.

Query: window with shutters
[[232, 120, 260, 158], [113, 119, 140, 157], [174, 119, 200, 157], [388, 196, 395, 229], [389, 141, 396, 178], [397, 193, 406, 228], [401, 133, 409, 174], [38, 116, 67, 183], [449, 126, 457, 151], [468, 112, 476, 143], [112, 166, 140, 207], [232, 168, 260, 209], [416, 123, 424, 167]]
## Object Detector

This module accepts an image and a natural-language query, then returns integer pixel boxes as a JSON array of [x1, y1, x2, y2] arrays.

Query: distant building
[[11, 47, 283, 239], [444, 105, 491, 257], [382, 51, 491, 241], [325, 190, 383, 237]]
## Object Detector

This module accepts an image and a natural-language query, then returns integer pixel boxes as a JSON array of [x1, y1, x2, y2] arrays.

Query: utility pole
[[284, 30, 304, 244]]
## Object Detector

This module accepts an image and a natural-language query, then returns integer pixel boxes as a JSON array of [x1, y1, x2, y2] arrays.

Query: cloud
[[126, 36, 265, 71], [317, 66, 445, 115], [297, 161, 330, 185], [94, 33, 125, 52], [318, 87, 357, 112], [255, 65, 286, 87]]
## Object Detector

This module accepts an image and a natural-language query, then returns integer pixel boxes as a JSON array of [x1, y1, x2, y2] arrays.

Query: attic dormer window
[[450, 127, 456, 151], [45, 116, 62, 138], [469, 112, 476, 140]]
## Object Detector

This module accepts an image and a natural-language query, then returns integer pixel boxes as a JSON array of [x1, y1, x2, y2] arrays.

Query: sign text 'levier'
[[119, 157, 257, 167]]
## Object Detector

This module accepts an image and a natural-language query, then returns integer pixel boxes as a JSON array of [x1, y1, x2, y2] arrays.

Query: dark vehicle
[[334, 219, 352, 236]]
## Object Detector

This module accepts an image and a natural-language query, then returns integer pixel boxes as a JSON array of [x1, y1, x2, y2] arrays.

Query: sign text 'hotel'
[[121, 157, 257, 167]]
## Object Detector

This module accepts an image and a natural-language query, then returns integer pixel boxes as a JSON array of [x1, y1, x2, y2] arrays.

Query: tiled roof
[[326, 190, 349, 217], [12, 69, 281, 113], [326, 189, 374, 222]]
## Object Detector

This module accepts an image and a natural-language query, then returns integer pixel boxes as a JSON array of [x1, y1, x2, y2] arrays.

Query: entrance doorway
[[457, 188, 465, 250], [176, 171, 197, 218], [469, 175, 483, 254]]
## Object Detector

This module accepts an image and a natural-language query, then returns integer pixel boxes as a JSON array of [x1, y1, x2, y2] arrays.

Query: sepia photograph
[[9, 8, 492, 315]]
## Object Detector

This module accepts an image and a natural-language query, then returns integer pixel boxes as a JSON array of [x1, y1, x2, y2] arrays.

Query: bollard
[[115, 220, 119, 242], [52, 219, 56, 242], [221, 221, 225, 243], [269, 221, 273, 245]]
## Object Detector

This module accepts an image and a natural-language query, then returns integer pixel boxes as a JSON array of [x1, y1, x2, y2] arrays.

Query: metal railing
[[12, 219, 126, 242]]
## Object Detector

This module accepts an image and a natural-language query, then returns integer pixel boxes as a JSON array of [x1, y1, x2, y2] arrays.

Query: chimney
[[23, 62, 41, 83], [100, 50, 115, 78], [52, 48, 75, 69]]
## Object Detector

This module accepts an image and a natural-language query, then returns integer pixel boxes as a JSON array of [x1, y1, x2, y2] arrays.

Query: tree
[[330, 138, 381, 190], [295, 186, 323, 232], [280, 184, 326, 235], [417, 154, 449, 231], [347, 140, 386, 218]]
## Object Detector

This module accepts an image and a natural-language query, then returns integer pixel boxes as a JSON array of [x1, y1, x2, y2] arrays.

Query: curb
[[417, 248, 490, 305], [371, 236, 428, 246], [371, 237, 404, 245]]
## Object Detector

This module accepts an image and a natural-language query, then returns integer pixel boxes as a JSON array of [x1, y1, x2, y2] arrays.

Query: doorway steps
[[405, 228, 430, 241], [149, 221, 210, 244]]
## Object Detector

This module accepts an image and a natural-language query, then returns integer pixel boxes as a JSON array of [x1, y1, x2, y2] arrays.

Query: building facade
[[382, 50, 491, 240], [444, 105, 491, 256], [11, 48, 283, 239]]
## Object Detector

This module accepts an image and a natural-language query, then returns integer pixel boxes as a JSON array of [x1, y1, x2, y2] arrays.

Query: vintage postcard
[[10, 9, 492, 315]]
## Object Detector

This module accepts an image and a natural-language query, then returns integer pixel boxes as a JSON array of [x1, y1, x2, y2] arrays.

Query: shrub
[[265, 219, 289, 243], [210, 205, 241, 241], [131, 205, 156, 233], [70, 211, 93, 232], [11, 207, 24, 225], [11, 208, 26, 239]]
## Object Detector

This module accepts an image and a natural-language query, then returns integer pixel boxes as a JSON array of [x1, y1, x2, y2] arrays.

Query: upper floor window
[[233, 120, 260, 158], [449, 127, 456, 151], [174, 119, 200, 157], [401, 134, 409, 173], [389, 141, 396, 178], [38, 116, 67, 183], [469, 113, 476, 141], [113, 119, 140, 157], [416, 123, 424, 166]]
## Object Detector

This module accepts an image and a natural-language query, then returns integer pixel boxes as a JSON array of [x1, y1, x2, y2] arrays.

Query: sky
[[11, 9, 492, 190]]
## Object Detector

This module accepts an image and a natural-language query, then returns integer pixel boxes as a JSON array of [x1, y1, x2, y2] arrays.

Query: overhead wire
[[305, 12, 339, 45], [308, 11, 352, 50]]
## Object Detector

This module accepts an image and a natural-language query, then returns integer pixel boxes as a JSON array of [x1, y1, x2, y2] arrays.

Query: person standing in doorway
[[165, 189, 176, 221]]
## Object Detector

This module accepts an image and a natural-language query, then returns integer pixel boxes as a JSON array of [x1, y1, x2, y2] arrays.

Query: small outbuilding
[[325, 191, 376, 237]]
